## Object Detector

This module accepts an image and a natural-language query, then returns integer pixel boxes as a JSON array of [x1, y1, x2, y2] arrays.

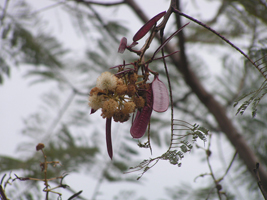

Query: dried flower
[[96, 71, 118, 91], [133, 96, 145, 109], [90, 87, 104, 96], [122, 101, 136, 114], [128, 72, 138, 83], [101, 99, 118, 118], [116, 84, 128, 95], [127, 84, 136, 97], [117, 78, 124, 85], [36, 143, 45, 151], [88, 94, 105, 110], [113, 110, 130, 122]]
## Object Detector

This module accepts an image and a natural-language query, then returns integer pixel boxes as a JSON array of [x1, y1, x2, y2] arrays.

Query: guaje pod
[[130, 85, 153, 138], [133, 11, 166, 42], [118, 37, 127, 54], [106, 117, 113, 159], [152, 75, 169, 112]]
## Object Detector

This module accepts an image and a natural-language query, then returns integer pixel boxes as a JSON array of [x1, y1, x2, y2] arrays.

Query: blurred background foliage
[[0, 0, 267, 199]]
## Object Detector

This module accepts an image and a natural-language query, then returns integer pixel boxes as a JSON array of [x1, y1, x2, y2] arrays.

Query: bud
[[36, 143, 45, 151]]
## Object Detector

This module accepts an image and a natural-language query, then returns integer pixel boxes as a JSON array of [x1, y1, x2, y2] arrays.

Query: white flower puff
[[96, 71, 118, 91]]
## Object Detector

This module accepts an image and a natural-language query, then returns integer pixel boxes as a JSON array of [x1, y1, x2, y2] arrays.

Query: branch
[[254, 163, 267, 200], [125, 0, 267, 189], [173, 0, 267, 189], [76, 0, 125, 6], [172, 7, 267, 81]]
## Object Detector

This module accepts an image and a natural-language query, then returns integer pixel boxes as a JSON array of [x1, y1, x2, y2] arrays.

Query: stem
[[159, 30, 174, 151], [206, 134, 222, 200], [254, 163, 267, 200], [172, 8, 267, 81], [126, 0, 267, 188], [41, 149, 49, 199]]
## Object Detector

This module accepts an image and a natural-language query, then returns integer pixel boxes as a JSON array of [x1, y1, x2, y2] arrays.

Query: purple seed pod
[[133, 11, 166, 42], [106, 117, 113, 159], [152, 75, 169, 112], [118, 37, 127, 54], [130, 85, 153, 138]]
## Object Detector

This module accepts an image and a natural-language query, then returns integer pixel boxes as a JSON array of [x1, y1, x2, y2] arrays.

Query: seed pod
[[106, 117, 113, 159], [152, 75, 169, 112], [133, 11, 166, 42], [130, 85, 153, 138], [118, 37, 127, 53]]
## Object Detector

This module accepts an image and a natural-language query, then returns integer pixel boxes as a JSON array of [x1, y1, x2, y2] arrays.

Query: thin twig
[[0, 0, 9, 26], [172, 8, 267, 81], [159, 29, 175, 151], [76, 0, 125, 6], [206, 134, 222, 200], [218, 151, 238, 182], [254, 163, 267, 200]]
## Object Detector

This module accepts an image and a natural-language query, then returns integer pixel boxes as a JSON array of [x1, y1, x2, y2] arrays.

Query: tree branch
[[76, 0, 125, 6], [125, 0, 267, 189]]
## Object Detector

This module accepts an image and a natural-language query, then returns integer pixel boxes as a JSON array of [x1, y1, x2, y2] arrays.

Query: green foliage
[[234, 81, 267, 117], [233, 39, 267, 116], [165, 183, 235, 200], [0, 126, 99, 177], [0, 0, 67, 85], [233, 40, 267, 116], [127, 121, 209, 180], [0, 57, 10, 84]]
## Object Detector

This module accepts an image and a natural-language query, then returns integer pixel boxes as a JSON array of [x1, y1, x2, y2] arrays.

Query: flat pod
[[106, 117, 113, 159], [130, 85, 153, 138], [152, 75, 169, 112], [118, 37, 127, 54], [133, 11, 166, 42]]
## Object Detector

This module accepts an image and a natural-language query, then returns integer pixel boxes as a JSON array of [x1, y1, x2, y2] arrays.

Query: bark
[[125, 0, 267, 189]]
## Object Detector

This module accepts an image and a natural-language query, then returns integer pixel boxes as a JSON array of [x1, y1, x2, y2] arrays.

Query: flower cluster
[[88, 10, 174, 159], [89, 71, 146, 122]]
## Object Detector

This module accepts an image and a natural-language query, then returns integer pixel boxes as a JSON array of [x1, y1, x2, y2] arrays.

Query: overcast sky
[[0, 0, 249, 199]]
